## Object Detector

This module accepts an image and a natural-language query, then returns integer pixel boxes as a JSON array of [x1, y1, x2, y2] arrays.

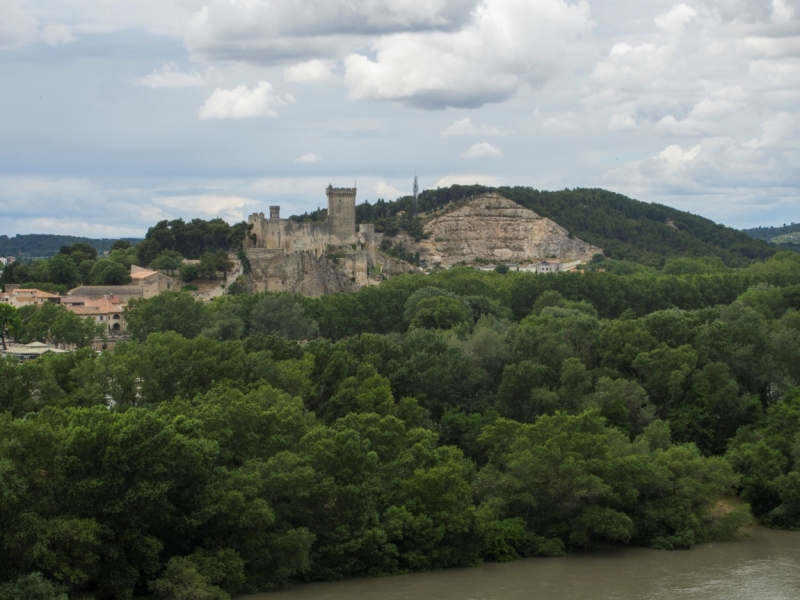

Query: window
[[113, 314, 120, 320]]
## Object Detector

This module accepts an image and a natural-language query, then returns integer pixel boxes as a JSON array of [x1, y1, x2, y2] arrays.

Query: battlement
[[247, 184, 364, 255]]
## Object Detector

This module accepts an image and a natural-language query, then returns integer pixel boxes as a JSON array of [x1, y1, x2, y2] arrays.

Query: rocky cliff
[[246, 246, 413, 297], [400, 193, 602, 267]]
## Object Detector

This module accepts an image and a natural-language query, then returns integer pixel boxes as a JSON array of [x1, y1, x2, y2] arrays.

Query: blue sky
[[1, 0, 799, 237]]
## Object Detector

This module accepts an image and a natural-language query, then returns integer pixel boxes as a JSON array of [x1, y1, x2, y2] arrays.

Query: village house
[[0, 288, 62, 308], [67, 265, 174, 301], [62, 295, 127, 334]]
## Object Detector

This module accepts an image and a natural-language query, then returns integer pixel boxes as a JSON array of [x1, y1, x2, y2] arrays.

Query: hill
[[354, 185, 775, 267], [399, 192, 602, 267], [0, 234, 143, 259], [742, 223, 800, 242]]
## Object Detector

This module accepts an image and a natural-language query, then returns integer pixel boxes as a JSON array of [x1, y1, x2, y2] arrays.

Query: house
[[62, 295, 127, 334], [0, 288, 62, 308], [67, 265, 174, 301], [536, 259, 562, 274], [1, 341, 68, 360]]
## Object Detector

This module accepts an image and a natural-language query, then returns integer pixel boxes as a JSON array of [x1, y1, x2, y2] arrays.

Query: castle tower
[[269, 206, 280, 220], [325, 184, 357, 244]]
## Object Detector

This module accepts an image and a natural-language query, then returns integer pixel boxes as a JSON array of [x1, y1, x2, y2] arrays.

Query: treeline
[[742, 223, 800, 242], [4, 254, 800, 597], [0, 234, 142, 259], [139, 218, 249, 261], [1, 242, 137, 293], [1, 237, 240, 295], [351, 185, 775, 267]]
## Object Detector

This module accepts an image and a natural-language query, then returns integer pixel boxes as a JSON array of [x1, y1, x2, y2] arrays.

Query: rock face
[[246, 246, 413, 297], [412, 193, 602, 267]]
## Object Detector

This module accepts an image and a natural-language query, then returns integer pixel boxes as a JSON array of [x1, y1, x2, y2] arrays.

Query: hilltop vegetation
[[5, 253, 800, 597], [0, 234, 142, 259], [353, 185, 774, 267], [742, 223, 800, 241]]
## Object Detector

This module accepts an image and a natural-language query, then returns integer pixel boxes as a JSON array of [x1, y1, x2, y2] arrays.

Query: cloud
[[374, 182, 405, 199], [153, 194, 258, 222], [41, 23, 76, 46], [432, 174, 504, 187], [296, 153, 321, 163], [284, 59, 334, 83], [0, 3, 38, 48], [344, 0, 593, 109], [608, 113, 637, 132], [198, 81, 293, 120], [442, 117, 500, 136], [185, 0, 481, 63], [137, 63, 207, 88], [460, 142, 503, 158], [541, 112, 578, 131]]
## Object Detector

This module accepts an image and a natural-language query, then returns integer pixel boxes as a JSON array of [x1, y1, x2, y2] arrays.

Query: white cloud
[[198, 81, 293, 120], [374, 181, 405, 199], [153, 194, 258, 222], [655, 115, 715, 136], [296, 153, 321, 163], [41, 23, 76, 46], [137, 63, 208, 88], [284, 59, 334, 83], [344, 0, 594, 108], [541, 112, 578, 131], [433, 174, 504, 187], [608, 113, 637, 132], [442, 117, 500, 136], [460, 142, 503, 158], [0, 2, 38, 48]]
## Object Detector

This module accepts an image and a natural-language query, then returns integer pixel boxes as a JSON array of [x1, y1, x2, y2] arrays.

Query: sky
[[1, 0, 799, 238]]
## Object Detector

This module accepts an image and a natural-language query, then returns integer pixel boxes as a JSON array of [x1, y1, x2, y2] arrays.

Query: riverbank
[[238, 527, 800, 600]]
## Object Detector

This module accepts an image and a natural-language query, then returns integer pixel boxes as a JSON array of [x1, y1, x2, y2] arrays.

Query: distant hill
[[0, 234, 143, 259], [742, 223, 800, 242], [355, 185, 775, 267]]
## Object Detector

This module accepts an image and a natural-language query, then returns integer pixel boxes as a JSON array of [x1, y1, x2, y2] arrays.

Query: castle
[[247, 185, 375, 254]]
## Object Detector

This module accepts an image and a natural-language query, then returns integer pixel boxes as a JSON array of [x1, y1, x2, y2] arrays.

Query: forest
[[352, 185, 776, 266], [0, 235, 142, 260], [3, 252, 800, 599]]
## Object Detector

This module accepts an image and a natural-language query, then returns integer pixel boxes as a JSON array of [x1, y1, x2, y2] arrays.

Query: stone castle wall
[[247, 185, 375, 255]]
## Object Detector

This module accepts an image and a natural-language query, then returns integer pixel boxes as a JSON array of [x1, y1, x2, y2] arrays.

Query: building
[[535, 259, 562, 274], [247, 185, 375, 255], [67, 265, 174, 301], [62, 295, 127, 334], [0, 288, 62, 308], [1, 341, 68, 360]]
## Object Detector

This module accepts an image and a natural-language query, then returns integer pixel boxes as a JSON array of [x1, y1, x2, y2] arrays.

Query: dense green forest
[[1, 232, 238, 295], [742, 223, 800, 241], [4, 253, 800, 598], [0, 235, 142, 259], [350, 186, 775, 267]]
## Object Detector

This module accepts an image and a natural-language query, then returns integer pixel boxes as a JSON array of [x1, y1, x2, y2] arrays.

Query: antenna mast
[[413, 175, 419, 216]]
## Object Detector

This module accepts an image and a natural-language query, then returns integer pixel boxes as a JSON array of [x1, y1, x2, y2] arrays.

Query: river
[[239, 528, 800, 600]]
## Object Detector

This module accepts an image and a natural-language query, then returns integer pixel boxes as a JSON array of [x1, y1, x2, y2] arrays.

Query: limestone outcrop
[[246, 246, 413, 297], [407, 193, 602, 267]]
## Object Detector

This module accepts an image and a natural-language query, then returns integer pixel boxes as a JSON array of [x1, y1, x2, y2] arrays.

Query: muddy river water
[[240, 527, 800, 600]]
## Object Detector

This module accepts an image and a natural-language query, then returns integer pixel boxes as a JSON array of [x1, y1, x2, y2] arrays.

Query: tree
[[125, 292, 208, 341], [197, 253, 219, 279], [150, 557, 228, 600], [151, 250, 184, 276], [0, 573, 68, 600], [0, 303, 20, 350], [46, 253, 81, 287], [410, 296, 472, 330], [89, 260, 131, 285], [111, 240, 131, 251], [60, 242, 97, 264], [215, 251, 234, 280], [136, 238, 161, 266], [181, 264, 198, 282], [249, 294, 319, 340]]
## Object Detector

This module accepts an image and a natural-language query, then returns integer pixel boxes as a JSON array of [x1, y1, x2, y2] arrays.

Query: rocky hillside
[[390, 193, 601, 268]]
